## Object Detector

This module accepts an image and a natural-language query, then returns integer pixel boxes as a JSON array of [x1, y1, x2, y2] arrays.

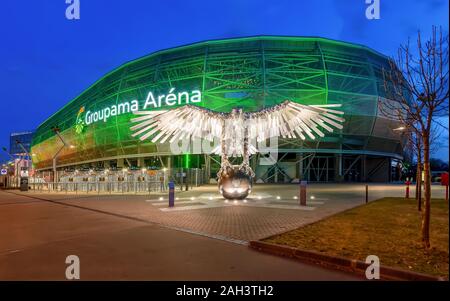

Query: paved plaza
[[9, 183, 446, 242], [0, 183, 446, 280]]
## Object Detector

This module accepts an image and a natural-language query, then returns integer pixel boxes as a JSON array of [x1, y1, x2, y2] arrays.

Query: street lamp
[[393, 126, 406, 131]]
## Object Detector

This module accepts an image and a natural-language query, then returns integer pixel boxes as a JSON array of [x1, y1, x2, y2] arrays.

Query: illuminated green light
[[184, 153, 191, 169], [30, 36, 403, 170]]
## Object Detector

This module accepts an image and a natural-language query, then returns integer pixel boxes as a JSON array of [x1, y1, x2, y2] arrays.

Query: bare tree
[[381, 26, 449, 248], [402, 129, 423, 210], [404, 125, 444, 211]]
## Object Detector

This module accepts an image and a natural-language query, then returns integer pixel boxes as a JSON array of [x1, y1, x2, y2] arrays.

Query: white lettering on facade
[[84, 88, 201, 126]]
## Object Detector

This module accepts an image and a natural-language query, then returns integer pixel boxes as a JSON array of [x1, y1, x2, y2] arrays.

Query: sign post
[[168, 181, 175, 207]]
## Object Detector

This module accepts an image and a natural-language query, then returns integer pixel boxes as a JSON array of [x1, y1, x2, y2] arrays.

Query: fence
[[2, 167, 208, 193], [29, 180, 166, 194]]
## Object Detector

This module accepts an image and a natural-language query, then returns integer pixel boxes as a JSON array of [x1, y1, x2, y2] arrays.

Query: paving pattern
[[17, 183, 447, 243], [15, 185, 358, 242], [151, 193, 321, 211]]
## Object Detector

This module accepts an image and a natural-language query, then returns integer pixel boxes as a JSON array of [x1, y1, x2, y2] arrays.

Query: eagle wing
[[245, 100, 345, 142], [130, 101, 345, 155], [130, 105, 223, 144]]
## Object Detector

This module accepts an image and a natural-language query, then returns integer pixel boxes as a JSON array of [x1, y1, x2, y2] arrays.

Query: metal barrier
[[28, 180, 179, 194], [6, 167, 208, 193]]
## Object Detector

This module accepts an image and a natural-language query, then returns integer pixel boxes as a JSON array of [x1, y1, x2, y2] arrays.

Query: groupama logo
[[75, 106, 85, 134]]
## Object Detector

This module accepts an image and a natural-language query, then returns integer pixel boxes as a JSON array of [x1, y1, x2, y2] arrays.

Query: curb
[[249, 240, 446, 281]]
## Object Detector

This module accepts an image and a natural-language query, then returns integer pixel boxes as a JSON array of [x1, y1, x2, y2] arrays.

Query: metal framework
[[31, 36, 406, 182]]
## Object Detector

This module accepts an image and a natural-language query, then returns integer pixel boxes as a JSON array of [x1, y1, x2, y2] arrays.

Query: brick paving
[[16, 184, 447, 243]]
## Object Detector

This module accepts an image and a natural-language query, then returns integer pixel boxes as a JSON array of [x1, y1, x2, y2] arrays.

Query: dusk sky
[[1, 0, 448, 162]]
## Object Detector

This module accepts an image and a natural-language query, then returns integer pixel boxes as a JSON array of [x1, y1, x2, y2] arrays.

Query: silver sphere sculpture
[[218, 165, 253, 200]]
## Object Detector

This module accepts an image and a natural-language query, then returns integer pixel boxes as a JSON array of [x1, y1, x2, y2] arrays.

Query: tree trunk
[[421, 135, 431, 248]]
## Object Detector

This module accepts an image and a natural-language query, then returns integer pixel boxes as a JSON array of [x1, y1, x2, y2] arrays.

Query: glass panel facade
[[31, 36, 406, 170]]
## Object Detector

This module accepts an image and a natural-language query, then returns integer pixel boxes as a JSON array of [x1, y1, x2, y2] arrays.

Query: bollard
[[365, 184, 368, 204], [299, 180, 307, 206], [168, 181, 175, 207], [405, 180, 411, 199]]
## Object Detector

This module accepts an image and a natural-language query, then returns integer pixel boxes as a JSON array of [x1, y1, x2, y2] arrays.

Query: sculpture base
[[218, 165, 253, 200]]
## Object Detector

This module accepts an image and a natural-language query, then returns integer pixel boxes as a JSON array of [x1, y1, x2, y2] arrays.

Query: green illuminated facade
[[31, 36, 405, 182]]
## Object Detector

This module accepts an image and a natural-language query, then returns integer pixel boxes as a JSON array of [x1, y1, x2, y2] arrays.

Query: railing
[[3, 167, 208, 192], [29, 180, 178, 194]]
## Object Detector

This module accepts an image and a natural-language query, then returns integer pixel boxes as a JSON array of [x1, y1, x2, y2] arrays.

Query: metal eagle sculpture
[[130, 100, 345, 199]]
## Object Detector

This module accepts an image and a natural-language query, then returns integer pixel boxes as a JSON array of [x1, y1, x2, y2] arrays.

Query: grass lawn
[[264, 197, 449, 278]]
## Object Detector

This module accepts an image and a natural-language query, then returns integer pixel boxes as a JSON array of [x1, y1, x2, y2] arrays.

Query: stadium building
[[30, 36, 406, 184]]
